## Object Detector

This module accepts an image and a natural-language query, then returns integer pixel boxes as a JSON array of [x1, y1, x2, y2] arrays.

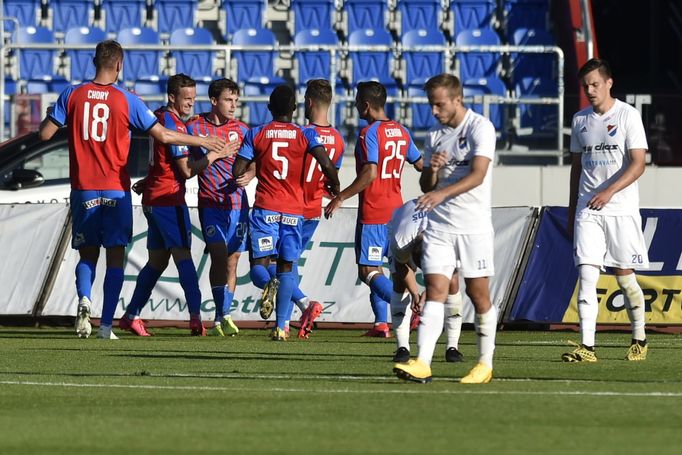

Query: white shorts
[[573, 212, 649, 269], [421, 228, 495, 278]]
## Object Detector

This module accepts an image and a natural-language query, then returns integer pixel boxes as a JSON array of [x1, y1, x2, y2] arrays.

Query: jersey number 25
[[381, 140, 406, 179]]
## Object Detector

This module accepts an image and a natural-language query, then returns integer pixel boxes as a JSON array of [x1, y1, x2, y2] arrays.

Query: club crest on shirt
[[458, 135, 467, 149], [228, 131, 239, 142], [367, 246, 382, 262], [607, 124, 618, 137], [580, 126, 587, 133]]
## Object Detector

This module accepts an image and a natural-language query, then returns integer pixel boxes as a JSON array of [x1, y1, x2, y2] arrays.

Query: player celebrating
[[393, 73, 497, 384], [388, 199, 464, 363], [186, 78, 254, 337], [118, 74, 234, 337], [233, 85, 340, 341], [325, 81, 422, 337], [563, 58, 649, 362], [38, 40, 225, 339]]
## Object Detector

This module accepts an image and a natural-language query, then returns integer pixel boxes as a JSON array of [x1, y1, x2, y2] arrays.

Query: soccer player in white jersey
[[388, 199, 464, 364], [393, 73, 497, 384], [563, 58, 649, 362]]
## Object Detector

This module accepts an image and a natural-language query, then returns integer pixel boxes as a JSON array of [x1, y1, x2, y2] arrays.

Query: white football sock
[[475, 305, 497, 369], [578, 265, 600, 347], [417, 301, 444, 366], [617, 273, 646, 341], [390, 291, 412, 350], [444, 293, 463, 349]]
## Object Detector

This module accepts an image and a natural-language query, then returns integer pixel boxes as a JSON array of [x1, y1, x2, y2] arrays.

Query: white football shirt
[[423, 109, 496, 234], [388, 199, 428, 263], [570, 99, 648, 216]]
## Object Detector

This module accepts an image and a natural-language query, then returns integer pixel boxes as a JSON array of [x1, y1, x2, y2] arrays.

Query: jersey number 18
[[82, 102, 110, 142]]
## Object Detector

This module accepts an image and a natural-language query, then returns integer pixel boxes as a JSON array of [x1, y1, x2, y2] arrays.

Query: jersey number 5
[[82, 102, 110, 142], [272, 141, 289, 180], [381, 140, 406, 179]]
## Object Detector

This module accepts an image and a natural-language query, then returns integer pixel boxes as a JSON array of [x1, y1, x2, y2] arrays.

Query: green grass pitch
[[1, 327, 681, 454]]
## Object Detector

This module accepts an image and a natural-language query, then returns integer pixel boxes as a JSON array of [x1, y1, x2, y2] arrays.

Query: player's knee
[[616, 273, 641, 298], [445, 293, 463, 317]]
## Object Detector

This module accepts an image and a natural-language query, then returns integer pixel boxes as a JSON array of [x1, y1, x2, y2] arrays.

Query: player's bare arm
[[232, 155, 251, 179], [324, 163, 377, 219], [38, 116, 59, 141], [419, 151, 447, 192], [412, 157, 424, 172], [132, 176, 148, 195], [310, 145, 340, 196], [394, 260, 421, 313], [235, 162, 256, 187], [149, 123, 227, 154], [417, 155, 490, 211], [587, 148, 646, 211], [567, 153, 582, 238]]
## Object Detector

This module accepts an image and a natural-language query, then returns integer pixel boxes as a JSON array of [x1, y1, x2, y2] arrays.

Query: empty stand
[[154, 0, 198, 33], [514, 76, 557, 136], [509, 28, 555, 83], [407, 86, 438, 130], [503, 0, 550, 39], [347, 28, 395, 87], [290, 0, 335, 36], [222, 0, 266, 37], [401, 28, 446, 87], [169, 27, 215, 82], [344, 0, 387, 35], [455, 28, 501, 81], [231, 28, 280, 82], [65, 26, 107, 83], [15, 26, 59, 82], [101, 0, 147, 35], [396, 0, 442, 35], [294, 28, 339, 87], [450, 0, 497, 32], [3, 0, 41, 33], [50, 0, 94, 35], [117, 27, 163, 84], [463, 76, 507, 131]]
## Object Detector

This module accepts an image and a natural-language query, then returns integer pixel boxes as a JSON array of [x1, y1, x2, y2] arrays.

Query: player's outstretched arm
[[235, 162, 256, 187], [149, 123, 227, 154], [417, 155, 490, 211], [232, 155, 252, 180], [324, 163, 377, 219]]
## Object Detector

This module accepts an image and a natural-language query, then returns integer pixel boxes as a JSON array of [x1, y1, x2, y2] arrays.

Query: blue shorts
[[70, 189, 132, 249], [199, 207, 248, 253], [301, 218, 320, 250], [143, 205, 192, 250], [355, 223, 389, 266], [249, 208, 303, 262]]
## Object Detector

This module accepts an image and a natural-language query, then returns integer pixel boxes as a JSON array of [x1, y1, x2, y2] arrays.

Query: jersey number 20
[[82, 102, 110, 142]]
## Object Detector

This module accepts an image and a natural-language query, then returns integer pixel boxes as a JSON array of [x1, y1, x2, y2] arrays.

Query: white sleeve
[[470, 119, 496, 160], [423, 131, 435, 168], [570, 114, 582, 154], [624, 107, 648, 151]]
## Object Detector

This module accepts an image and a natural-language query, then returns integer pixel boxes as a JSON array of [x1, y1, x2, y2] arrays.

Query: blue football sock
[[290, 263, 306, 302], [370, 291, 389, 324], [126, 265, 162, 317], [75, 260, 96, 300], [101, 267, 124, 326], [177, 259, 202, 316], [212, 285, 226, 321], [275, 270, 295, 330], [224, 287, 234, 317], [251, 264, 272, 289], [369, 274, 393, 303]]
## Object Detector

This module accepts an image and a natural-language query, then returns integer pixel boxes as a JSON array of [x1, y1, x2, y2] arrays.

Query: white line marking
[[2, 380, 681, 397]]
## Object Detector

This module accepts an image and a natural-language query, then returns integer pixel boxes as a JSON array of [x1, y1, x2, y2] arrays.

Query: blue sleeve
[[406, 140, 421, 164], [164, 114, 189, 159], [124, 90, 158, 132], [335, 153, 344, 169], [363, 125, 379, 164], [185, 123, 205, 158], [237, 127, 256, 161], [49, 85, 74, 127], [302, 127, 323, 152]]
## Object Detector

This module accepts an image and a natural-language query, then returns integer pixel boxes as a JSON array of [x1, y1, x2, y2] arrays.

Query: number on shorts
[[236, 222, 246, 239], [631, 254, 643, 264], [380, 140, 406, 179], [272, 141, 289, 180], [82, 102, 110, 142], [477, 259, 487, 270]]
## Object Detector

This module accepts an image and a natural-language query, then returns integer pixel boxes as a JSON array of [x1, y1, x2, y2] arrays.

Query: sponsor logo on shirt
[[582, 143, 619, 153], [258, 236, 274, 251], [607, 124, 618, 137], [368, 246, 382, 262]]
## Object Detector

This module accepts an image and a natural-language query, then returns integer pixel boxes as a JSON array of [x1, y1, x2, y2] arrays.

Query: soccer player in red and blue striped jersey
[[325, 81, 423, 337], [118, 74, 235, 337], [38, 41, 226, 340], [233, 85, 340, 340], [186, 78, 253, 337]]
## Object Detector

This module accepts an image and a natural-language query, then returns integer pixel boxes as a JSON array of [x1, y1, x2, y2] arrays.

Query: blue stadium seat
[[170, 27, 215, 82], [450, 0, 497, 32], [396, 0, 442, 35], [407, 86, 437, 130], [117, 27, 163, 84], [294, 29, 340, 87], [3, 0, 41, 33], [101, 0, 146, 35], [193, 81, 212, 115], [222, 0, 266, 37], [65, 27, 107, 83], [26, 78, 70, 94], [243, 79, 285, 126], [515, 76, 557, 136], [463, 76, 507, 131], [509, 28, 555, 83], [401, 29, 446, 87], [345, 0, 387, 35], [291, 0, 334, 36], [154, 0, 198, 33], [15, 26, 58, 81], [134, 77, 167, 111], [50, 0, 94, 35], [347, 28, 395, 87], [455, 28, 501, 80], [231, 28, 279, 82], [504, 0, 550, 37]]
